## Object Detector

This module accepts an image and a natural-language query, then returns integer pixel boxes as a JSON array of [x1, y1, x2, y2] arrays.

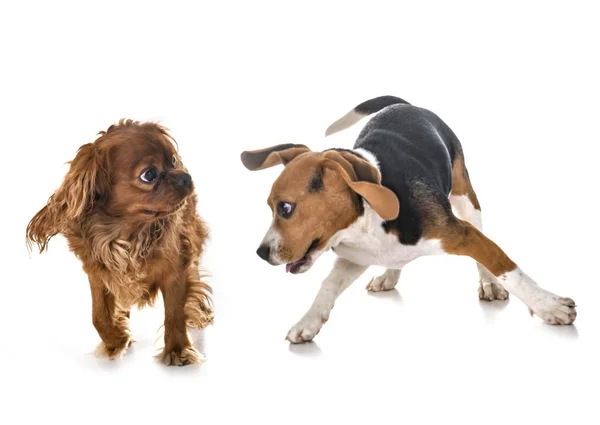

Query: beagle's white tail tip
[[325, 110, 367, 137], [325, 95, 411, 137]]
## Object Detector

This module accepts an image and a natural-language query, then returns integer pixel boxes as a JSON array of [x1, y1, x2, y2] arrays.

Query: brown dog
[[26, 120, 213, 366]]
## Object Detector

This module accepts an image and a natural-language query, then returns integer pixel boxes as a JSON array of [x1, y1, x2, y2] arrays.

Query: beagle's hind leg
[[427, 218, 576, 325], [449, 156, 508, 301]]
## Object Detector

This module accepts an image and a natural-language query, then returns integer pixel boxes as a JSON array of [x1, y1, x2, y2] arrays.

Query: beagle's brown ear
[[323, 150, 382, 184], [241, 144, 311, 170], [334, 150, 382, 184], [323, 157, 399, 221]]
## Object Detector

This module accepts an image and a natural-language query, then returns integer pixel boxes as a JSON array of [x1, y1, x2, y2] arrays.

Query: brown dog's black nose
[[256, 245, 270, 261], [176, 173, 192, 189]]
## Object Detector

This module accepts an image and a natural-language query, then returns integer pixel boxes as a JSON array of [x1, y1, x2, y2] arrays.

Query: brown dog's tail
[[325, 95, 411, 136]]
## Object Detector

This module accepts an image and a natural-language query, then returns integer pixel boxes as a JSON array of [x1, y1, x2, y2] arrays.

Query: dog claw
[[478, 280, 509, 301], [528, 294, 577, 325]]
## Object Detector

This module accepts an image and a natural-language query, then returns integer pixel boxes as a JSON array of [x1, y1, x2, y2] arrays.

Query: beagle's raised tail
[[325, 95, 411, 136]]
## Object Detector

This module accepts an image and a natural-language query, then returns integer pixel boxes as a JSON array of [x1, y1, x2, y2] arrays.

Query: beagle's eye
[[140, 168, 158, 184], [172, 155, 178, 167], [277, 201, 295, 218]]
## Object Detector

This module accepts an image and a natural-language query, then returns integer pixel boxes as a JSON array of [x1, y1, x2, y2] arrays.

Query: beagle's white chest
[[328, 204, 442, 269]]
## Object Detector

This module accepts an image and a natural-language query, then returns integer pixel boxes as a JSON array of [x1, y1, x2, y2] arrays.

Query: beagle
[[241, 96, 577, 343]]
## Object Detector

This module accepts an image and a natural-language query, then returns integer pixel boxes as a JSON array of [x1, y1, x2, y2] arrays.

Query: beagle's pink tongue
[[286, 258, 306, 273]]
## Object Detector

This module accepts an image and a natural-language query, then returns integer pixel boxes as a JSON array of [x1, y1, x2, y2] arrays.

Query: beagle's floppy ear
[[330, 150, 382, 184], [241, 144, 311, 170], [322, 152, 399, 221]]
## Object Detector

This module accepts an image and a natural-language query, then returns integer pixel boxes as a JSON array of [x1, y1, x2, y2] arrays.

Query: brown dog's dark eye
[[277, 201, 295, 218], [172, 156, 178, 167], [140, 168, 158, 184]]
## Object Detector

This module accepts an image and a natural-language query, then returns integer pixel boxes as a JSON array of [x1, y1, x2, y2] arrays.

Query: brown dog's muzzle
[[166, 171, 193, 190]]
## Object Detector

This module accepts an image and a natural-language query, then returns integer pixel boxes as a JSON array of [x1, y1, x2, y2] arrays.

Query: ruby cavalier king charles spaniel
[[26, 120, 213, 366]]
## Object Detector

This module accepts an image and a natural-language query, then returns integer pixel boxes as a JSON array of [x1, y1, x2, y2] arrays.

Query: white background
[[1, 1, 599, 424]]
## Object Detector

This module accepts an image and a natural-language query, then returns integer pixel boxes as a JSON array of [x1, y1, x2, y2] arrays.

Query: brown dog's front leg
[[158, 274, 203, 366], [430, 219, 577, 325], [89, 277, 133, 359]]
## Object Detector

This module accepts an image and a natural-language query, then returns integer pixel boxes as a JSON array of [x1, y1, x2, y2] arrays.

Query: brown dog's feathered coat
[[26, 120, 213, 366]]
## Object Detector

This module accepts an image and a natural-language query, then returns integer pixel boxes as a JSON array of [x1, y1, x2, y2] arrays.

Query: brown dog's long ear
[[241, 144, 311, 170], [26, 143, 109, 252], [322, 155, 399, 221], [54, 143, 109, 219]]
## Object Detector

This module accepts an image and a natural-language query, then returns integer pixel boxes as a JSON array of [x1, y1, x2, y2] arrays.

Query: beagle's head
[[241, 144, 399, 274]]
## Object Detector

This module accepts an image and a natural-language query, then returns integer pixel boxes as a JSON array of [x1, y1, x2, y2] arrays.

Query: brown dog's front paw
[[94, 335, 134, 360], [157, 346, 204, 366]]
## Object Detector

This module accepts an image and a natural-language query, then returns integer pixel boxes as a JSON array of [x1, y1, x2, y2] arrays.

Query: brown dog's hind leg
[[427, 218, 576, 324], [184, 268, 214, 330], [90, 278, 133, 359], [448, 156, 508, 300], [184, 272, 214, 350]]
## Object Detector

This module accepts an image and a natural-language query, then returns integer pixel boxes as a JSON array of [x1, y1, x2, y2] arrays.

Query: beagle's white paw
[[366, 269, 400, 292], [529, 294, 577, 325], [478, 280, 509, 301], [286, 314, 327, 343]]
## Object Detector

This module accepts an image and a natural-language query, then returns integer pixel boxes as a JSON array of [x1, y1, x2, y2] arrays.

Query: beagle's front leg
[[286, 258, 368, 343]]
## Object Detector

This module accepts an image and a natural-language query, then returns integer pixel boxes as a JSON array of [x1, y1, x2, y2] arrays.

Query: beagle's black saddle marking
[[336, 96, 464, 244]]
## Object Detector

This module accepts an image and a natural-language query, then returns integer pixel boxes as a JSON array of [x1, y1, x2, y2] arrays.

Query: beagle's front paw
[[366, 269, 401, 292], [478, 280, 509, 301], [286, 314, 327, 343], [366, 275, 396, 292], [529, 294, 577, 325]]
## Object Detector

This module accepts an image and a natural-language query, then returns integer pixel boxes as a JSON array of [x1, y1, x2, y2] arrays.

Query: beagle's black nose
[[256, 245, 270, 261], [176, 173, 192, 189]]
